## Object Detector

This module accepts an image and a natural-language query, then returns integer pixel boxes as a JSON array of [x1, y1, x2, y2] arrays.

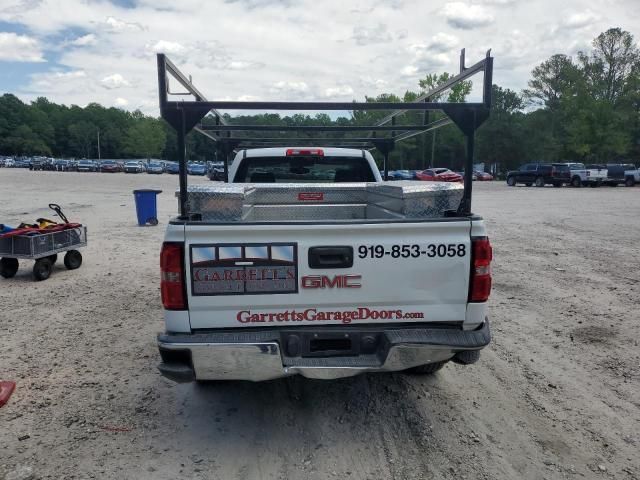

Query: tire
[[506, 176, 516, 186], [525, 183, 532, 187], [625, 177, 635, 187], [48, 254, 58, 264], [404, 360, 448, 375], [64, 250, 83, 270], [571, 177, 582, 188], [535, 177, 545, 187], [33, 258, 52, 281], [0, 258, 19, 279], [147, 217, 159, 226]]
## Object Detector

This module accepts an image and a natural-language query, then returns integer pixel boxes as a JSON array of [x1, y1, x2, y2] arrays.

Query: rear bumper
[[157, 320, 491, 382]]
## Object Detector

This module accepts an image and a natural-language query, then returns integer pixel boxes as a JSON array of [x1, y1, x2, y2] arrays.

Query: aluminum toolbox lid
[[367, 180, 464, 198]]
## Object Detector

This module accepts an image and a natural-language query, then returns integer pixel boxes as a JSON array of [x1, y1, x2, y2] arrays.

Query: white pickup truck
[[157, 147, 492, 382], [558, 162, 608, 187]]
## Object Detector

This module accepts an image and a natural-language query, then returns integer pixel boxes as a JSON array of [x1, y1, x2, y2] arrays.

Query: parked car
[[77, 159, 97, 172], [187, 162, 206, 176], [99, 160, 120, 173], [165, 162, 180, 174], [506, 163, 556, 187], [207, 162, 225, 181], [124, 161, 145, 173], [13, 159, 30, 168], [393, 169, 416, 180], [53, 160, 70, 171], [474, 171, 493, 181], [416, 168, 463, 182], [146, 161, 164, 174]]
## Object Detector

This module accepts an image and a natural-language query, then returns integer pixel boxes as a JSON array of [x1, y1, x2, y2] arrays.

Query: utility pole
[[97, 128, 101, 161]]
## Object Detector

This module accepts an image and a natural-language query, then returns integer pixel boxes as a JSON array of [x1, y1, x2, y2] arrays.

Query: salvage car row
[[0, 157, 210, 176], [506, 162, 640, 187]]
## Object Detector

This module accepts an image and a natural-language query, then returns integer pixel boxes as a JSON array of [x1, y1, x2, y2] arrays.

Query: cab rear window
[[235, 156, 376, 183]]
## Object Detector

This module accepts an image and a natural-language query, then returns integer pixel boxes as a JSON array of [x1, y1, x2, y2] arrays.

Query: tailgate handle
[[308, 246, 353, 269]]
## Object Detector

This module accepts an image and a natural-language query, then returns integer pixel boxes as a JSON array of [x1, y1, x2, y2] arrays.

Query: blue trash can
[[133, 189, 162, 226]]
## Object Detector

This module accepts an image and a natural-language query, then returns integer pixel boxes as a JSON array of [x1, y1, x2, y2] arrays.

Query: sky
[[0, 0, 638, 116]]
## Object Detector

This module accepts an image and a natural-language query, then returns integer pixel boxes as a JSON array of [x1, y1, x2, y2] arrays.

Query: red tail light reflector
[[286, 148, 324, 156], [469, 237, 492, 302], [160, 242, 186, 310]]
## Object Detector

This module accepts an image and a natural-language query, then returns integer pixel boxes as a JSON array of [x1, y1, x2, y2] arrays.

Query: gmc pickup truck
[[155, 49, 494, 382], [158, 147, 492, 382]]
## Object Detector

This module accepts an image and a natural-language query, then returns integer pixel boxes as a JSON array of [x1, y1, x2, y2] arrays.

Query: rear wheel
[[535, 177, 545, 187], [405, 360, 448, 375], [625, 177, 635, 187], [64, 250, 83, 270], [506, 176, 516, 186], [0, 258, 19, 278], [33, 258, 52, 281], [571, 176, 582, 188]]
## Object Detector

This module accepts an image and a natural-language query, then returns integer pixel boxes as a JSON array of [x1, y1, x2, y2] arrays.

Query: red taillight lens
[[160, 242, 186, 310], [469, 237, 492, 302], [286, 148, 324, 156]]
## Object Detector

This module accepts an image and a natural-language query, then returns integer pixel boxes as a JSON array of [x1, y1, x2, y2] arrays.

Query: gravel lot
[[1, 169, 639, 480]]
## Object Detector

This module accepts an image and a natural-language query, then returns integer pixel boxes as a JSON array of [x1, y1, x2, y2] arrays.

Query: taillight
[[160, 242, 186, 310], [286, 148, 324, 156], [469, 237, 492, 302]]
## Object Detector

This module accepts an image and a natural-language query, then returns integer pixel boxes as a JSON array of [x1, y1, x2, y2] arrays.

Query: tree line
[[0, 28, 637, 172]]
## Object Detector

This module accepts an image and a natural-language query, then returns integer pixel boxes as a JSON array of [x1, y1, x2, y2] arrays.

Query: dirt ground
[[0, 168, 638, 480]]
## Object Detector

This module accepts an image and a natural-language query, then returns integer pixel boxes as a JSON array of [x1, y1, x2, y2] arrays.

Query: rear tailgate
[[185, 220, 472, 329]]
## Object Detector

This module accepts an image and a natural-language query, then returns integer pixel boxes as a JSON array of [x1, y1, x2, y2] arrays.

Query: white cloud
[[473, 0, 516, 4], [324, 85, 354, 97], [146, 40, 186, 55], [104, 16, 144, 33], [101, 73, 130, 89], [114, 97, 129, 107], [0, 32, 45, 62], [561, 10, 600, 29], [69, 33, 96, 47], [401, 33, 459, 77], [352, 23, 393, 46], [31, 70, 87, 89], [270, 81, 309, 94], [425, 32, 459, 53], [441, 2, 494, 29]]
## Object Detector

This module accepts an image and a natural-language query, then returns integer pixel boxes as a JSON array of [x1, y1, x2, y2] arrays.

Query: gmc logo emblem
[[301, 274, 362, 289]]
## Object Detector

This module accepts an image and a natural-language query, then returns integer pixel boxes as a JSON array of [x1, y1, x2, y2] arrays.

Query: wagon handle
[[49, 204, 69, 224]]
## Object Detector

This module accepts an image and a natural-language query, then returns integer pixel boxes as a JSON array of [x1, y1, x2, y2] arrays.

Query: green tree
[[124, 118, 166, 159]]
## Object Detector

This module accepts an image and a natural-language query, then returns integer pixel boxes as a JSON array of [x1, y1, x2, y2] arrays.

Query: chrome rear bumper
[[157, 320, 490, 382]]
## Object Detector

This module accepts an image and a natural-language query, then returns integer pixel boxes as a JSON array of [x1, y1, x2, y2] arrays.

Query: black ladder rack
[[157, 49, 493, 219]]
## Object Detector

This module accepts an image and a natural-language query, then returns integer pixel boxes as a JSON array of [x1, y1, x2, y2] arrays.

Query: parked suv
[[506, 163, 559, 187]]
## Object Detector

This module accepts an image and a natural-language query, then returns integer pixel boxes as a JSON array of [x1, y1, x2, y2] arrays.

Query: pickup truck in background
[[603, 164, 640, 187], [551, 162, 607, 188], [506, 163, 562, 187], [158, 147, 492, 382]]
